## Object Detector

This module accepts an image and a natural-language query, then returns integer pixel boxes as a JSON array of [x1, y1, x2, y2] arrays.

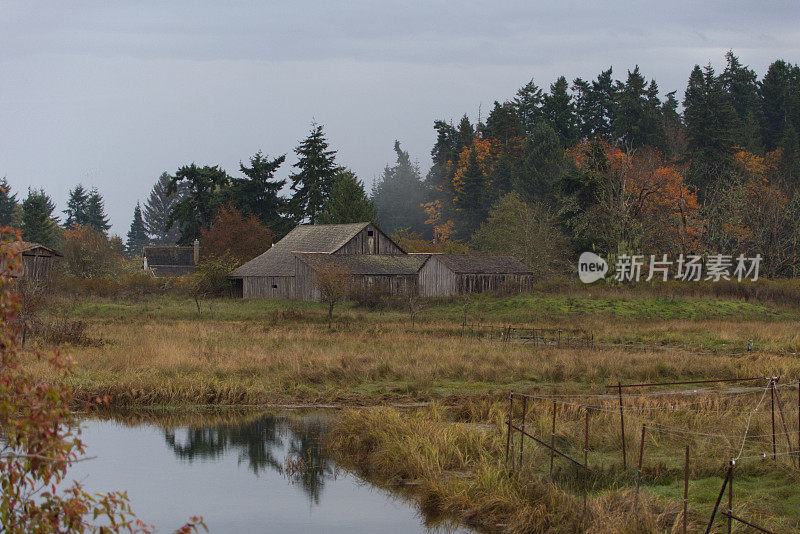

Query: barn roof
[[9, 242, 63, 257], [427, 254, 532, 274], [230, 222, 373, 278], [143, 246, 194, 266], [295, 253, 428, 275]]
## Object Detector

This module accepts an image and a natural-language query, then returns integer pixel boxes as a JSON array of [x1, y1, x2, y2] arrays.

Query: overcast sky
[[1, 1, 798, 235]]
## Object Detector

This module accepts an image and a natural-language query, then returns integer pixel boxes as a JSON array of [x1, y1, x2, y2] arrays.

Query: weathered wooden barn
[[293, 252, 426, 301], [4, 242, 61, 281], [143, 240, 199, 277], [418, 254, 533, 297], [230, 222, 404, 299]]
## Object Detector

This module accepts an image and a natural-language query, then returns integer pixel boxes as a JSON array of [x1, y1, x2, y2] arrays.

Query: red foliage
[[200, 203, 274, 266]]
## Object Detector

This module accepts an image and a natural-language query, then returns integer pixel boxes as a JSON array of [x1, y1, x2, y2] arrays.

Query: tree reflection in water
[[163, 413, 333, 504]]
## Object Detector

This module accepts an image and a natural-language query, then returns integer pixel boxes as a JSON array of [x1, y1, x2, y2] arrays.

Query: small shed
[[418, 254, 533, 297], [143, 240, 199, 277], [4, 242, 61, 281], [294, 253, 428, 301]]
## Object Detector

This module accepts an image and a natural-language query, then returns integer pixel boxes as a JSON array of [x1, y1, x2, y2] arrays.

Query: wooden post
[[583, 408, 590, 521], [704, 463, 731, 534], [635, 424, 646, 512], [771, 378, 776, 458], [683, 445, 689, 534], [549, 400, 557, 476], [519, 396, 527, 466], [727, 461, 733, 534], [618, 382, 627, 469], [797, 379, 799, 469], [505, 393, 513, 468]]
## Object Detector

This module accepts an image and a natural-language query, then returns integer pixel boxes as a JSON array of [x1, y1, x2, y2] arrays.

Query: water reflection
[[163, 414, 331, 503]]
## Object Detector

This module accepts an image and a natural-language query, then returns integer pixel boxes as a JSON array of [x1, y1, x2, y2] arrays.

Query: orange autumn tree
[[200, 203, 274, 266], [449, 137, 497, 204], [566, 140, 701, 254]]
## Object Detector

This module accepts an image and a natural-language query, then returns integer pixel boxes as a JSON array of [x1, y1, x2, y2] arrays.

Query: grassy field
[[24, 289, 800, 532]]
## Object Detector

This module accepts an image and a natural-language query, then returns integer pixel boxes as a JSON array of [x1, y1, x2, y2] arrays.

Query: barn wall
[[336, 223, 404, 255], [295, 257, 418, 302], [418, 257, 457, 297], [242, 276, 295, 299], [294, 259, 320, 301], [455, 274, 534, 294], [21, 255, 55, 281]]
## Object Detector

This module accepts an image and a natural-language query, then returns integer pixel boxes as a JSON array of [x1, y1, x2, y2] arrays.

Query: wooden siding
[[242, 276, 295, 299], [455, 273, 533, 294], [295, 256, 417, 301], [20, 254, 55, 281], [336, 223, 404, 255], [418, 256, 457, 297]]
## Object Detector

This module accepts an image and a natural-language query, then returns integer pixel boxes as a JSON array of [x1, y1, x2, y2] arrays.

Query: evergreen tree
[[287, 124, 338, 225], [455, 115, 475, 154], [779, 123, 800, 188], [21, 188, 58, 247], [613, 66, 664, 149], [125, 202, 148, 256], [720, 51, 761, 147], [513, 123, 564, 202], [513, 80, 544, 136], [487, 155, 513, 205], [143, 172, 186, 245], [168, 164, 230, 244], [661, 90, 687, 159], [455, 148, 487, 237], [483, 101, 523, 149], [760, 60, 800, 152], [319, 170, 377, 224], [372, 141, 427, 235], [64, 184, 90, 229], [0, 178, 18, 228], [573, 68, 617, 139], [229, 151, 289, 236], [84, 188, 111, 234], [542, 76, 579, 148], [683, 64, 740, 193]]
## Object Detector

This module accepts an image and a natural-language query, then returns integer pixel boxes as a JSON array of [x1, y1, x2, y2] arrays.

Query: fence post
[[618, 382, 627, 469], [683, 445, 689, 534], [704, 462, 731, 534], [771, 378, 776, 458], [797, 379, 800, 469], [583, 408, 590, 522], [635, 423, 645, 512], [728, 460, 734, 534], [549, 400, 557, 476], [505, 393, 513, 468], [774, 383, 793, 460], [519, 395, 527, 466]]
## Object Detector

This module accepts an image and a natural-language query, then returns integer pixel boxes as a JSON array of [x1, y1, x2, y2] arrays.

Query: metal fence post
[[618, 382, 627, 468]]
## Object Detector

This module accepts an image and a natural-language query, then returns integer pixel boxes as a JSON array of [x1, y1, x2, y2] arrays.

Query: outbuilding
[[417, 254, 533, 297]]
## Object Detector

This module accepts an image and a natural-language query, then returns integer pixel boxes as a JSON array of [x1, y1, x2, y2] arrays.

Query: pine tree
[[483, 101, 523, 149], [513, 80, 544, 136], [64, 185, 90, 229], [21, 188, 58, 247], [287, 124, 338, 225], [573, 68, 617, 139], [84, 188, 111, 234], [760, 60, 800, 152], [0, 178, 18, 227], [143, 172, 186, 245], [372, 141, 427, 235], [229, 152, 289, 236], [125, 203, 148, 256], [542, 76, 579, 148], [319, 170, 377, 224], [720, 51, 761, 147]]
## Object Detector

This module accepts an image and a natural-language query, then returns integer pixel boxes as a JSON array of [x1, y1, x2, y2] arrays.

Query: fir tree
[[513, 123, 564, 202], [21, 188, 58, 247], [64, 184, 90, 229], [372, 141, 427, 235], [456, 148, 486, 238], [125, 203, 148, 256], [0, 178, 18, 228], [513, 80, 544, 137], [482, 101, 523, 149], [287, 124, 338, 225], [143, 172, 186, 245], [613, 66, 664, 149], [229, 152, 289, 236], [168, 164, 230, 244], [573, 68, 617, 139], [319, 170, 377, 224], [542, 76, 579, 148], [760, 60, 800, 152], [84, 188, 111, 234], [720, 51, 761, 147]]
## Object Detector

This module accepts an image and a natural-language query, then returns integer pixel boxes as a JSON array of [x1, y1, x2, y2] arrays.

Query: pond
[[67, 411, 469, 533]]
